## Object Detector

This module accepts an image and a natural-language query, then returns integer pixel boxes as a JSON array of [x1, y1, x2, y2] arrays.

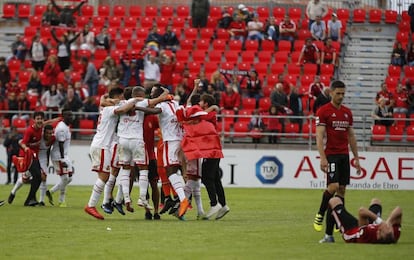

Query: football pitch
[[0, 185, 412, 259]]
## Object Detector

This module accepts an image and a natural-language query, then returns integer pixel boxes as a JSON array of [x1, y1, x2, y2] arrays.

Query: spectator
[[327, 13, 342, 42], [3, 126, 22, 184], [81, 57, 100, 96], [6, 79, 20, 96], [372, 97, 394, 127], [162, 25, 180, 52], [159, 51, 176, 93], [210, 71, 226, 92], [248, 109, 265, 143], [409, 3, 414, 33], [264, 16, 279, 44], [13, 91, 31, 122], [313, 87, 331, 114], [143, 51, 161, 91], [99, 57, 120, 87], [266, 105, 282, 143], [174, 83, 189, 105], [10, 34, 27, 61], [246, 70, 262, 103], [29, 35, 49, 71], [407, 81, 414, 115], [321, 38, 337, 66], [375, 82, 395, 108], [206, 83, 221, 105], [308, 75, 325, 101], [228, 13, 247, 42], [289, 86, 305, 130], [406, 43, 414, 66], [83, 96, 99, 125], [0, 57, 11, 95], [119, 52, 143, 88], [220, 84, 241, 112], [5, 92, 18, 121], [51, 28, 80, 71], [296, 38, 320, 65], [145, 26, 163, 53], [218, 6, 233, 29], [79, 24, 95, 52], [94, 26, 111, 52], [306, 0, 328, 29], [235, 4, 250, 22], [74, 81, 89, 102], [43, 55, 61, 89], [247, 13, 264, 41], [391, 42, 406, 67], [42, 3, 59, 26], [393, 83, 409, 114], [277, 73, 295, 96], [61, 69, 74, 87], [270, 83, 289, 110], [279, 15, 296, 48], [191, 0, 210, 28], [40, 83, 63, 119], [26, 69, 43, 96], [62, 86, 83, 136], [51, 0, 85, 27], [310, 15, 326, 41]]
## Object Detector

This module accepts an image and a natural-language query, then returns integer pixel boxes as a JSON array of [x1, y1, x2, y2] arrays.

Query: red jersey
[[323, 45, 336, 62], [20, 124, 43, 158], [316, 102, 353, 155], [143, 114, 159, 160], [160, 62, 175, 86], [375, 90, 394, 106], [309, 83, 325, 98], [394, 90, 408, 108], [279, 21, 296, 37], [228, 21, 246, 37], [301, 44, 319, 63], [344, 224, 401, 244]]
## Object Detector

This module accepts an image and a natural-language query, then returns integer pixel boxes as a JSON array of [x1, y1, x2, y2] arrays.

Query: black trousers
[[201, 158, 226, 207], [6, 154, 18, 184], [24, 159, 42, 204]]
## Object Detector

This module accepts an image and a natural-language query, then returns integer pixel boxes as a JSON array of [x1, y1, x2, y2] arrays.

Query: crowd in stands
[[1, 0, 392, 143]]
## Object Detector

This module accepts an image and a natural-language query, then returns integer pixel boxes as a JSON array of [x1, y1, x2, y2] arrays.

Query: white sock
[[39, 181, 47, 202], [119, 168, 131, 203], [50, 180, 61, 193], [59, 175, 72, 203], [115, 183, 123, 204], [138, 169, 149, 200], [192, 179, 204, 215], [103, 174, 116, 204], [88, 178, 105, 207], [168, 173, 186, 202], [184, 180, 192, 199], [11, 177, 23, 195]]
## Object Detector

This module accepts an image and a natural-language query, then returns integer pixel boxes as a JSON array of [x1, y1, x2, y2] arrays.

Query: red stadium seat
[[34, 4, 46, 16], [209, 6, 222, 19], [300, 75, 314, 88], [175, 50, 191, 64], [407, 126, 414, 141], [353, 9, 366, 23], [385, 10, 398, 24], [254, 63, 268, 75], [303, 63, 318, 75], [212, 39, 226, 50], [261, 40, 275, 51], [389, 125, 403, 141], [287, 64, 301, 75], [388, 65, 401, 78], [18, 4, 31, 18], [241, 51, 256, 63], [297, 29, 312, 41], [245, 40, 259, 51], [272, 7, 285, 20], [12, 118, 27, 133], [3, 4, 16, 18], [196, 39, 210, 51], [302, 122, 316, 139], [278, 40, 292, 52], [123, 17, 137, 28], [404, 66, 414, 78], [204, 61, 219, 75], [396, 31, 409, 47], [233, 122, 250, 138], [180, 39, 194, 51], [192, 50, 206, 63], [257, 51, 273, 64], [320, 64, 335, 76], [393, 112, 407, 127], [228, 40, 243, 51], [81, 4, 94, 17], [398, 20, 410, 32], [97, 5, 110, 16], [369, 9, 382, 23], [270, 63, 285, 75], [176, 5, 190, 18], [257, 6, 270, 18], [215, 28, 230, 40], [238, 61, 251, 73], [140, 17, 154, 28], [155, 16, 170, 28], [92, 16, 105, 28], [145, 5, 158, 17], [108, 16, 122, 28], [371, 125, 386, 141], [258, 98, 271, 112], [131, 38, 145, 50], [200, 28, 215, 39], [284, 123, 300, 138], [113, 5, 126, 17], [29, 15, 42, 27], [115, 38, 128, 51], [336, 8, 350, 22], [79, 119, 95, 137], [160, 6, 174, 17], [119, 28, 134, 39], [129, 5, 141, 18], [220, 62, 234, 71], [24, 26, 38, 39], [288, 7, 302, 21], [242, 98, 257, 110], [184, 27, 198, 40], [76, 16, 89, 28], [224, 50, 239, 63]]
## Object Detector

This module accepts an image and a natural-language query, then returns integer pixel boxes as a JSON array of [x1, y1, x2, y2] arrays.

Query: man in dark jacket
[[51, 0, 85, 27], [3, 126, 23, 184], [191, 0, 210, 28]]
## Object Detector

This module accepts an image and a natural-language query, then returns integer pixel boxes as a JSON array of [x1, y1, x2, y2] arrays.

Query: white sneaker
[[137, 198, 153, 210], [203, 203, 222, 220], [215, 205, 230, 220]]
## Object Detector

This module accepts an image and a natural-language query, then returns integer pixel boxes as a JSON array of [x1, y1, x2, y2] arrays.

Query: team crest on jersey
[[344, 113, 348, 118], [332, 113, 336, 117]]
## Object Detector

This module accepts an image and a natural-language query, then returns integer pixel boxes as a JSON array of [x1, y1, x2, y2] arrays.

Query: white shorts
[[187, 158, 202, 177], [90, 146, 111, 174], [163, 140, 182, 167], [118, 137, 147, 166], [110, 142, 120, 169], [52, 158, 73, 175]]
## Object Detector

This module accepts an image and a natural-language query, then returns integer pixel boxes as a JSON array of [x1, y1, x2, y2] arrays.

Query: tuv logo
[[256, 156, 283, 184]]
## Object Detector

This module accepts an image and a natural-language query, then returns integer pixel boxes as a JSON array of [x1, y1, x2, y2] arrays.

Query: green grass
[[0, 185, 412, 259]]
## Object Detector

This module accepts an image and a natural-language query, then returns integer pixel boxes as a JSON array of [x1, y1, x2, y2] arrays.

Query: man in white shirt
[[306, 0, 328, 29], [310, 15, 326, 41], [151, 84, 190, 218], [48, 109, 73, 207], [327, 13, 342, 42], [143, 52, 161, 91]]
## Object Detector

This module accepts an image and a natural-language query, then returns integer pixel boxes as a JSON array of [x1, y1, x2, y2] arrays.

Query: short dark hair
[[190, 94, 200, 106], [200, 94, 215, 107], [44, 124, 53, 132], [123, 86, 133, 100], [132, 86, 146, 97], [33, 111, 45, 119], [109, 87, 124, 98], [330, 80, 346, 90], [151, 84, 165, 98]]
